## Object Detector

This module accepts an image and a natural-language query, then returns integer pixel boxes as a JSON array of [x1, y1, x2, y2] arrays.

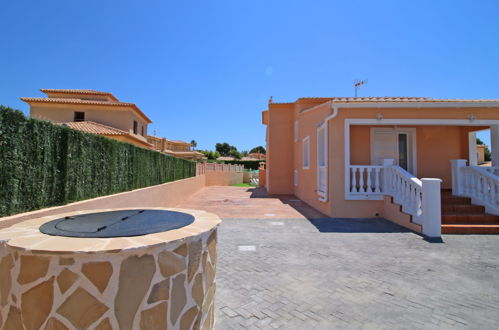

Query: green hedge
[[0, 105, 195, 217], [222, 160, 265, 170]]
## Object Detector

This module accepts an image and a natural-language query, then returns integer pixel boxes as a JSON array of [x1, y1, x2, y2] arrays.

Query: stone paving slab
[[214, 217, 499, 329]]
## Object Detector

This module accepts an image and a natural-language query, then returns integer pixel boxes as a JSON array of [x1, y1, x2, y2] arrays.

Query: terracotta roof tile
[[60, 121, 128, 135], [295, 96, 499, 103]]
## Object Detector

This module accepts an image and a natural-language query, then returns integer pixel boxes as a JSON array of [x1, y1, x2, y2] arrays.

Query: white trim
[[370, 127, 417, 175], [317, 123, 328, 202], [346, 118, 499, 126], [302, 136, 310, 169], [294, 169, 298, 186], [302, 101, 499, 114]]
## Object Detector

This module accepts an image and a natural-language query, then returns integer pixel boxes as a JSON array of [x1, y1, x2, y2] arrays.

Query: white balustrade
[[196, 163, 244, 174], [347, 161, 442, 237], [348, 165, 385, 196], [452, 160, 499, 215]]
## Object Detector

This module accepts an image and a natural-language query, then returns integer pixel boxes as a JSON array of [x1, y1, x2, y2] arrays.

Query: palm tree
[[190, 140, 197, 151]]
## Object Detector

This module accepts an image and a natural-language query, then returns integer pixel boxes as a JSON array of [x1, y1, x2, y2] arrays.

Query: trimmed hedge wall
[[222, 160, 265, 170], [0, 105, 195, 217]]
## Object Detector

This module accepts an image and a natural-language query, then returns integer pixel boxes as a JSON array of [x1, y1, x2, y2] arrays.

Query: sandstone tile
[[81, 261, 113, 293], [205, 261, 215, 289], [0, 254, 14, 306], [115, 254, 155, 330], [94, 318, 112, 330], [174, 243, 188, 257], [4, 305, 23, 330], [202, 251, 208, 273], [202, 285, 215, 313], [158, 250, 185, 278], [56, 287, 108, 329], [58, 258, 74, 266], [207, 230, 217, 262], [140, 301, 167, 330], [21, 277, 54, 330], [56, 269, 78, 294], [170, 273, 187, 325], [17, 255, 50, 285], [147, 279, 169, 304], [44, 317, 68, 330], [180, 306, 198, 330], [188, 239, 202, 282], [192, 273, 204, 308]]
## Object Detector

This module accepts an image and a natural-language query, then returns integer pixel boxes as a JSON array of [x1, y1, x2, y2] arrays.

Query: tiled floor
[[177, 186, 326, 220], [178, 187, 499, 329]]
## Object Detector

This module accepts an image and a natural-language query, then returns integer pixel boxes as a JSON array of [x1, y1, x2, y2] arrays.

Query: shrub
[[0, 105, 195, 217], [222, 160, 265, 170]]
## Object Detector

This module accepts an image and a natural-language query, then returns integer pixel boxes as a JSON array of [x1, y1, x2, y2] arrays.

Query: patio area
[[177, 187, 499, 329]]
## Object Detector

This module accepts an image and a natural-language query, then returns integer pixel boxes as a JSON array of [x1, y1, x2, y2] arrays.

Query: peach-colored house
[[147, 135, 203, 160], [22, 89, 152, 149], [263, 97, 499, 237]]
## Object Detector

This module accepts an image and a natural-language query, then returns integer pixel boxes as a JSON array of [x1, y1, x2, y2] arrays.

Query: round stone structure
[[0, 207, 221, 330]]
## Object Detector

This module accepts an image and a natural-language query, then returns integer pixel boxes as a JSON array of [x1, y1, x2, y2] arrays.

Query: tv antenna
[[354, 79, 368, 97]]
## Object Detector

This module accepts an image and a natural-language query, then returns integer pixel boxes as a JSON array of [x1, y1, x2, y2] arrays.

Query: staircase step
[[441, 196, 472, 205], [442, 224, 499, 234], [442, 214, 499, 225], [441, 204, 485, 214]]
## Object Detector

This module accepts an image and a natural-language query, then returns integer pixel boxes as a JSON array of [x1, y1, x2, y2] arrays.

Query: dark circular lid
[[39, 209, 195, 238]]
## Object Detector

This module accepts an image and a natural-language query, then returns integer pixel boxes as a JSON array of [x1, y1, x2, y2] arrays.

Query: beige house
[[147, 135, 203, 160], [263, 96, 499, 237], [22, 89, 152, 148]]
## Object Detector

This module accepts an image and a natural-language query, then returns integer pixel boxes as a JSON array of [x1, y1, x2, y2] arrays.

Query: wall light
[[375, 113, 383, 121]]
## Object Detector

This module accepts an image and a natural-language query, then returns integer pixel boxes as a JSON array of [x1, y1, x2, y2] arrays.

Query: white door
[[371, 128, 416, 174]]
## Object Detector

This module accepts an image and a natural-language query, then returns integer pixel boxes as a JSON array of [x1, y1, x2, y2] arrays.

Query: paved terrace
[[177, 186, 499, 329]]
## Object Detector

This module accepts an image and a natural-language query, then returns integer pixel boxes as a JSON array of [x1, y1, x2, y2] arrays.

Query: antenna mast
[[353, 79, 368, 97]]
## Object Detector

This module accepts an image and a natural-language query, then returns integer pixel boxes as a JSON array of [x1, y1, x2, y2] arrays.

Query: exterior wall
[[349, 125, 486, 189], [266, 104, 295, 194], [264, 100, 499, 218], [381, 196, 422, 233], [0, 176, 206, 229], [30, 103, 149, 142], [477, 145, 486, 163], [205, 172, 243, 186]]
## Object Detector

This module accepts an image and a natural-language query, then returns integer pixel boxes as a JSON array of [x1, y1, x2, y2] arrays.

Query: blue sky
[[1, 0, 498, 150]]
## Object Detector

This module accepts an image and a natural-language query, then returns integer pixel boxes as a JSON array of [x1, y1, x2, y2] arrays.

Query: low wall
[[381, 196, 422, 233], [205, 172, 243, 186], [243, 172, 251, 183], [0, 176, 206, 230], [0, 208, 220, 330]]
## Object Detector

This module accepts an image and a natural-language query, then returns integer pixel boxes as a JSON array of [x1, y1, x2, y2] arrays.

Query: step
[[442, 224, 499, 234], [441, 204, 485, 214], [441, 196, 472, 205], [442, 213, 499, 225]]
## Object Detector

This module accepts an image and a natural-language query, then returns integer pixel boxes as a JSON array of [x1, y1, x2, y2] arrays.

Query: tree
[[241, 150, 249, 157], [477, 138, 492, 161], [216, 142, 237, 156], [229, 149, 242, 160], [190, 140, 197, 151], [250, 146, 266, 155]]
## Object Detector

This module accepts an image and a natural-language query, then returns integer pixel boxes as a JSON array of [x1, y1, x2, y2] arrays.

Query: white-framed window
[[317, 123, 328, 201], [302, 136, 310, 169], [294, 120, 298, 142], [294, 169, 298, 186]]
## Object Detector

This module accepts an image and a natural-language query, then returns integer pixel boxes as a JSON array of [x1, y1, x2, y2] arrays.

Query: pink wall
[[205, 172, 243, 186]]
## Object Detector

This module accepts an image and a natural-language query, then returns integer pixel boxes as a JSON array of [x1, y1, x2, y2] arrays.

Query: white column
[[421, 178, 442, 238], [491, 125, 499, 167], [450, 159, 467, 196], [468, 132, 478, 166], [382, 159, 395, 194]]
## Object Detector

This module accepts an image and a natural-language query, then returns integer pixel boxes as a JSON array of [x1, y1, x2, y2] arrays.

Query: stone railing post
[[421, 178, 442, 238], [382, 159, 395, 193], [451, 159, 467, 196]]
